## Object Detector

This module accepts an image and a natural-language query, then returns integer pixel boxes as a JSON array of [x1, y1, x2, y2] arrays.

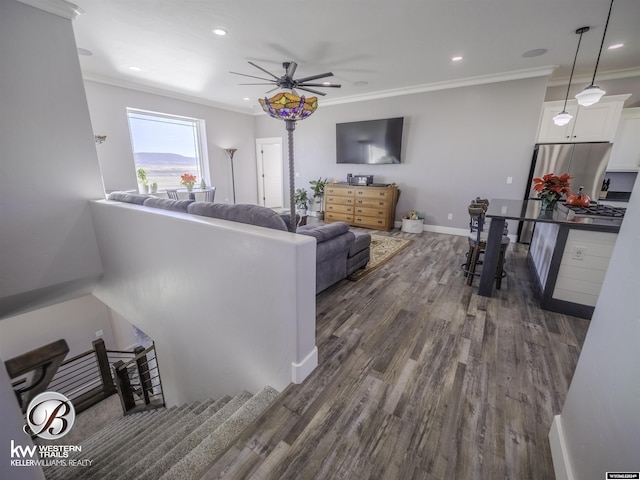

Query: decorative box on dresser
[[324, 183, 400, 231]]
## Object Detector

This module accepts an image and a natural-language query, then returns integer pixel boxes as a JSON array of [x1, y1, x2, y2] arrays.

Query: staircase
[[41, 386, 279, 480]]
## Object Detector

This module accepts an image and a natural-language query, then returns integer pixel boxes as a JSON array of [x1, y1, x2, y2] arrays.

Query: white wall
[[0, 0, 104, 318], [551, 173, 640, 480], [0, 295, 116, 361], [0, 360, 45, 480], [255, 76, 548, 233], [84, 81, 258, 204], [89, 200, 317, 405]]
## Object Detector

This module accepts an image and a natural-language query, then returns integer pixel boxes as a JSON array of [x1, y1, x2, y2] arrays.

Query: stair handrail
[[4, 339, 69, 412]]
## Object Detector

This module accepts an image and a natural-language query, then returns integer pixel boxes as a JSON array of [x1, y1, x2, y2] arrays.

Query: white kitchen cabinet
[[537, 94, 628, 143], [606, 108, 640, 172]]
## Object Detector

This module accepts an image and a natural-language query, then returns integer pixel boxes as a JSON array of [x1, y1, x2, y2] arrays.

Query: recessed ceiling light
[[322, 82, 332, 86], [243, 97, 250, 101], [213, 28, 227, 36], [128, 66, 142, 72], [353, 80, 368, 87], [77, 47, 93, 56], [522, 48, 548, 58], [608, 43, 624, 49], [452, 56, 463, 62]]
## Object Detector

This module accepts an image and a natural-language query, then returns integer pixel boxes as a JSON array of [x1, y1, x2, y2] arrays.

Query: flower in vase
[[533, 173, 572, 204], [180, 173, 197, 190]]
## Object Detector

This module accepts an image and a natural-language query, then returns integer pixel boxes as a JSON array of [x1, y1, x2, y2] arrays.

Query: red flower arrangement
[[180, 173, 197, 189], [533, 173, 572, 203]]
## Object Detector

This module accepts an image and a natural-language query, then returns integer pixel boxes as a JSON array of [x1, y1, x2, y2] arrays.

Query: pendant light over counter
[[575, 0, 615, 107], [553, 26, 589, 126]]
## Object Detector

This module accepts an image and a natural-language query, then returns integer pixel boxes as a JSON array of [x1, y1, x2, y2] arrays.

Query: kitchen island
[[479, 199, 622, 319]]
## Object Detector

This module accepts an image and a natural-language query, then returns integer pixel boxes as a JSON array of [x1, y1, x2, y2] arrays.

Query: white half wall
[[551, 173, 640, 479], [89, 200, 317, 405]]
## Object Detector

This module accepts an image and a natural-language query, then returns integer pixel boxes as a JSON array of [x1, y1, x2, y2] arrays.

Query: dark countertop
[[486, 198, 622, 232]]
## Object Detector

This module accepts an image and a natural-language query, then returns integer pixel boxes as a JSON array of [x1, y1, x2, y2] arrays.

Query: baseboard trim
[[291, 346, 318, 383], [549, 415, 575, 480]]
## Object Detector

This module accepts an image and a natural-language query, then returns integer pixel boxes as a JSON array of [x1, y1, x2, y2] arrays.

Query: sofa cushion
[[297, 222, 350, 242], [349, 232, 372, 257], [107, 191, 148, 205], [143, 197, 194, 213], [187, 203, 288, 231]]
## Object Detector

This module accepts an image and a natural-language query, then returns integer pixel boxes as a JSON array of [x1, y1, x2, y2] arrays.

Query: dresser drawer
[[355, 206, 387, 217], [326, 195, 354, 206], [355, 198, 387, 208], [326, 212, 353, 223], [355, 188, 389, 200], [326, 204, 354, 215], [354, 215, 387, 229], [326, 186, 356, 197]]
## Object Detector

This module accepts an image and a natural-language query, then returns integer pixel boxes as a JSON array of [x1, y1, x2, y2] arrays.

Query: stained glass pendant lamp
[[575, 0, 614, 107], [259, 93, 318, 232], [553, 27, 589, 126]]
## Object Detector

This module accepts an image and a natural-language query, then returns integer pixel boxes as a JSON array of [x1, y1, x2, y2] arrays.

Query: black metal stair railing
[[113, 343, 165, 414]]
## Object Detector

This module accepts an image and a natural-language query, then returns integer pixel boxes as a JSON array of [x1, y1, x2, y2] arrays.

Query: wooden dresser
[[324, 184, 400, 231]]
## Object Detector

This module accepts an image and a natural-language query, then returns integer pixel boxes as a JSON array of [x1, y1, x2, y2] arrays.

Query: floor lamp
[[259, 92, 317, 233], [226, 148, 237, 203]]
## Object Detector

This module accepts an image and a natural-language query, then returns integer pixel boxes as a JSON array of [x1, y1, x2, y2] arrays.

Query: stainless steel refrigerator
[[517, 142, 612, 243]]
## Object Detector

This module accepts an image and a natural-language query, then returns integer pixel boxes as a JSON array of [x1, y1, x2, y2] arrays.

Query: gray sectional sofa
[[107, 192, 370, 293]]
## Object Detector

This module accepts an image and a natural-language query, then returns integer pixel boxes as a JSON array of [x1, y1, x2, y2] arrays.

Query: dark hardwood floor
[[202, 230, 590, 480]]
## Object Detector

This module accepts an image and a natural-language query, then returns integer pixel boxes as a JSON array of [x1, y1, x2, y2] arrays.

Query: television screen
[[336, 117, 404, 164]]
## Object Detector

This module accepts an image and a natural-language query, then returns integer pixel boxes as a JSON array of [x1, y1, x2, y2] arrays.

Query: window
[[126, 108, 207, 191]]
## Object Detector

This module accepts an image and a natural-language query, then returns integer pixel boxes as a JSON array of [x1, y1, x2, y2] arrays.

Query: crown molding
[[82, 73, 255, 116], [319, 66, 556, 108], [547, 67, 640, 87], [16, 0, 83, 20]]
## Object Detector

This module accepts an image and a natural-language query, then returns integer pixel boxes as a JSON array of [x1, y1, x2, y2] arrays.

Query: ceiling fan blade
[[238, 83, 277, 85], [299, 82, 342, 88], [297, 86, 327, 96], [285, 61, 298, 79], [230, 71, 275, 82], [248, 61, 280, 80], [295, 72, 334, 83]]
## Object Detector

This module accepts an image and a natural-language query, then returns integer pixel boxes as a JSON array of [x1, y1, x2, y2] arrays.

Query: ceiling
[[71, 0, 640, 113]]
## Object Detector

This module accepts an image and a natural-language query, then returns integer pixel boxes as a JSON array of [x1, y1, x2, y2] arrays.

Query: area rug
[[347, 234, 413, 282]]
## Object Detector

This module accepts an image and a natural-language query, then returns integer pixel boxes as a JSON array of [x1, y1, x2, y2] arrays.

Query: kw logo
[[23, 391, 75, 440], [10, 441, 37, 458]]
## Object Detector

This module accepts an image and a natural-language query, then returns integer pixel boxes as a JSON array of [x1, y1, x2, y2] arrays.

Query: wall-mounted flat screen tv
[[336, 117, 404, 164]]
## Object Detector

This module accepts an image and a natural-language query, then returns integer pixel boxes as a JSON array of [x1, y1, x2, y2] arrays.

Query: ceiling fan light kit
[[575, 0, 614, 107], [553, 26, 589, 126]]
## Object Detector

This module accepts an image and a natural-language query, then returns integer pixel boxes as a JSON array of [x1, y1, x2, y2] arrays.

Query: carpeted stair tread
[[161, 386, 280, 480], [44, 409, 162, 480], [133, 392, 254, 480], [118, 395, 234, 480], [96, 398, 229, 480], [84, 403, 198, 479]]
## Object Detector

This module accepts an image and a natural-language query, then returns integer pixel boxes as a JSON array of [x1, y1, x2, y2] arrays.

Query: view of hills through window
[[127, 109, 205, 191]]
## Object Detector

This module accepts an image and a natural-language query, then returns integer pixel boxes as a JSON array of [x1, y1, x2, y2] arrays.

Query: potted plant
[[137, 168, 149, 194], [309, 177, 328, 220], [180, 173, 197, 192], [294, 188, 309, 215], [401, 210, 425, 233], [150, 182, 158, 194]]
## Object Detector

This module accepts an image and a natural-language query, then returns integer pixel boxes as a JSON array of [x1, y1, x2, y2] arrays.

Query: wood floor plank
[[202, 231, 591, 480]]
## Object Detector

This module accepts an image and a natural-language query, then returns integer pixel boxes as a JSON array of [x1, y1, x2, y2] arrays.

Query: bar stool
[[462, 201, 510, 289], [166, 189, 179, 200]]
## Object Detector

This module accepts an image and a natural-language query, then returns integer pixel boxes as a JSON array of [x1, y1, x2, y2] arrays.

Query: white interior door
[[256, 138, 283, 208]]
